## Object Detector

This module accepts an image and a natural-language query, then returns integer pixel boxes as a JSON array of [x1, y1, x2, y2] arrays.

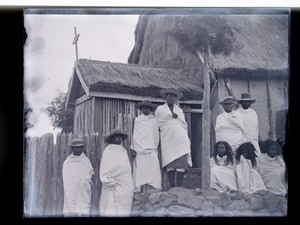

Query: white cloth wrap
[[258, 153, 287, 195], [155, 103, 192, 168], [210, 155, 237, 193], [99, 144, 134, 217], [130, 114, 162, 191], [236, 155, 267, 194], [62, 153, 94, 215]]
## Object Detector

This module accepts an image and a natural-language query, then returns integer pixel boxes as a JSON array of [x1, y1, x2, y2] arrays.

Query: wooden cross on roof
[[72, 27, 80, 61]]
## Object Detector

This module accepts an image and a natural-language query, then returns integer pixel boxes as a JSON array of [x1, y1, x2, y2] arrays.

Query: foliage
[[169, 15, 235, 55], [43, 92, 74, 133], [24, 99, 33, 132]]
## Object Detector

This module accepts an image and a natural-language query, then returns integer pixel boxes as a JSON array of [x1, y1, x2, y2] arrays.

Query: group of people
[[211, 93, 287, 197], [61, 89, 287, 217], [62, 88, 192, 217]]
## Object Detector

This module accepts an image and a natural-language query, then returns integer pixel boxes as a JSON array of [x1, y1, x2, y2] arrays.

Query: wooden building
[[65, 59, 204, 166], [128, 13, 289, 144]]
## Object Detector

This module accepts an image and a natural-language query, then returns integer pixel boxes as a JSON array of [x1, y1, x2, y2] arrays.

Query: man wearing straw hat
[[155, 88, 192, 189], [62, 138, 94, 217], [215, 96, 251, 154], [236, 92, 261, 155]]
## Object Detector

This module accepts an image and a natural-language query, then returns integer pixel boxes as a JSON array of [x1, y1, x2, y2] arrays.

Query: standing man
[[62, 138, 94, 217], [236, 93, 261, 155], [215, 96, 249, 154], [155, 88, 192, 188], [130, 100, 162, 193]]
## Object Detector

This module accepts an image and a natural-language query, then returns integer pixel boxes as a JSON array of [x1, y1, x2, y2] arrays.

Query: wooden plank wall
[[24, 132, 103, 217], [25, 98, 196, 216], [218, 77, 289, 142]]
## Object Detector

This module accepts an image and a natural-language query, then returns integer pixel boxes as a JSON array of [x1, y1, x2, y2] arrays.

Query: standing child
[[99, 129, 134, 217], [131, 100, 162, 193]]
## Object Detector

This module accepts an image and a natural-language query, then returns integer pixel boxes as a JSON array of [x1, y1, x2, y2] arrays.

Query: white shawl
[[258, 153, 287, 195], [130, 114, 162, 191], [99, 144, 134, 217], [210, 156, 237, 192], [62, 153, 94, 215], [236, 155, 266, 194], [215, 110, 247, 152], [155, 103, 192, 168], [237, 107, 261, 155]]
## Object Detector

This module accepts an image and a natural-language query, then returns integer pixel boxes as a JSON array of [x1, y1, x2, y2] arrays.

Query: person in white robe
[[210, 141, 237, 193], [155, 88, 192, 188], [215, 96, 252, 154], [237, 93, 261, 156], [235, 142, 267, 195], [130, 100, 162, 193], [258, 139, 287, 196], [99, 129, 134, 217], [62, 138, 94, 217]]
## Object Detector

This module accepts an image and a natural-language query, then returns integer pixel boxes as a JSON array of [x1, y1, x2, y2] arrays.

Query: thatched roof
[[211, 15, 289, 73], [66, 59, 203, 108], [128, 14, 289, 79]]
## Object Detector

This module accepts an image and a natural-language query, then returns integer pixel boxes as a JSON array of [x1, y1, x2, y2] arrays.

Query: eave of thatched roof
[[129, 14, 289, 79], [211, 14, 289, 74], [66, 59, 203, 109]]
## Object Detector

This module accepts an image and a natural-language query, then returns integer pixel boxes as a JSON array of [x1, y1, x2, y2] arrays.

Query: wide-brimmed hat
[[105, 129, 128, 144], [219, 96, 236, 104], [68, 138, 84, 147], [237, 93, 256, 104], [159, 88, 183, 99], [137, 100, 156, 111]]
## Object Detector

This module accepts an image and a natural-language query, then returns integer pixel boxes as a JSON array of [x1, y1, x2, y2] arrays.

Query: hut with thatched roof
[[65, 59, 204, 167], [128, 13, 289, 144]]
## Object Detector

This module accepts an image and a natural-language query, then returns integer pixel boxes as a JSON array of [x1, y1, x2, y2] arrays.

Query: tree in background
[[170, 15, 236, 191], [43, 92, 74, 134], [24, 99, 33, 133]]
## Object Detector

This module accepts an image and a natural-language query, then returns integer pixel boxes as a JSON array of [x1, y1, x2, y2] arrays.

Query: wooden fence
[[24, 132, 106, 217], [23, 113, 141, 217]]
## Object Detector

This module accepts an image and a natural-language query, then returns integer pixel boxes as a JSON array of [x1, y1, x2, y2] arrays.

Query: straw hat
[[68, 138, 84, 147], [105, 129, 128, 144], [219, 96, 236, 104], [159, 88, 183, 99], [237, 93, 256, 104], [137, 100, 156, 111]]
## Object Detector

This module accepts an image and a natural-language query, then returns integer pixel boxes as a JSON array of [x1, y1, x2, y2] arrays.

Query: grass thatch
[[211, 15, 289, 72], [128, 14, 289, 79], [76, 59, 203, 100]]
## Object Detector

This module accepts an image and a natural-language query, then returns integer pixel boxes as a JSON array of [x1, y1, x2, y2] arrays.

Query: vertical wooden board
[[89, 133, 100, 216], [37, 134, 50, 215], [24, 137, 37, 216], [56, 133, 65, 215], [45, 134, 54, 215], [268, 78, 288, 141], [51, 132, 61, 215], [191, 113, 202, 168], [249, 79, 270, 140]]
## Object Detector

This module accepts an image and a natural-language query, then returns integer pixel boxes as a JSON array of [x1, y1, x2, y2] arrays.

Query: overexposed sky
[[24, 13, 138, 137]]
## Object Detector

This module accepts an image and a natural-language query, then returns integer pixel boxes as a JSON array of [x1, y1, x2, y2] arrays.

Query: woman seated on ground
[[210, 141, 238, 193], [258, 139, 287, 196], [235, 142, 267, 195]]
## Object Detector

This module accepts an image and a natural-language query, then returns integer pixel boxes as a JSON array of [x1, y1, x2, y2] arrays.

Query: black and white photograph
[[23, 7, 290, 218]]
